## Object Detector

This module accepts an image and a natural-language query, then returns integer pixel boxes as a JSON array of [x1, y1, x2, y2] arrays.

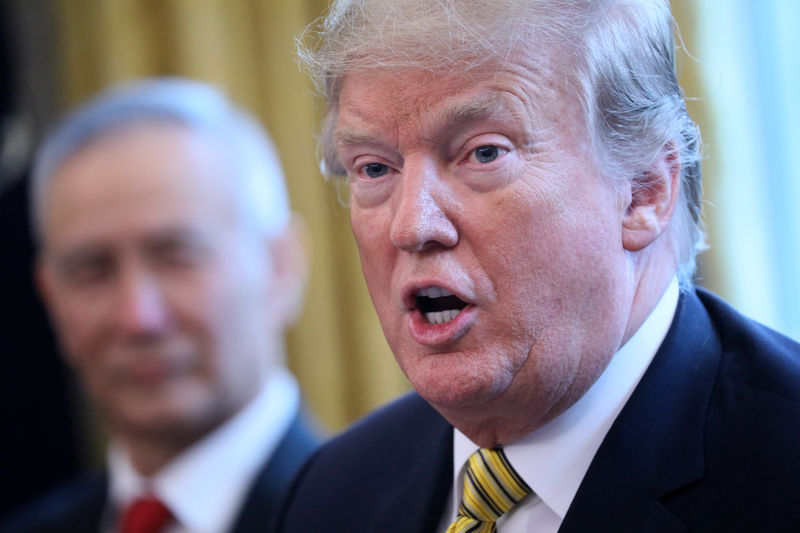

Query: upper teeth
[[418, 286, 453, 298]]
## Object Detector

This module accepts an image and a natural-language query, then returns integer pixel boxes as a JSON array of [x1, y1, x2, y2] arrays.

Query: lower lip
[[407, 305, 477, 346]]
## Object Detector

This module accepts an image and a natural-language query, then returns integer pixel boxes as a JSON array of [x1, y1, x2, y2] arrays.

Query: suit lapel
[[43, 475, 108, 533], [560, 290, 722, 533], [368, 395, 454, 533], [231, 409, 320, 533]]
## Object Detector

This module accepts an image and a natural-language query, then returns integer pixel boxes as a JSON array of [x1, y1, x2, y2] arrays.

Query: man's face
[[337, 58, 637, 441], [38, 123, 275, 445]]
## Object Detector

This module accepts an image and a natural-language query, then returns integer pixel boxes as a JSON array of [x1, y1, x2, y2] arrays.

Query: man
[[279, 1, 800, 531], [3, 78, 318, 533]]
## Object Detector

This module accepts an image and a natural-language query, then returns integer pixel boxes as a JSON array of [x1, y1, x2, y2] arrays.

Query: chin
[[115, 389, 218, 435], [403, 353, 514, 412]]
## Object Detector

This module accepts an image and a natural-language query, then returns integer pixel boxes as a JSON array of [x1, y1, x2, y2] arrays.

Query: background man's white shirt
[[106, 368, 299, 533]]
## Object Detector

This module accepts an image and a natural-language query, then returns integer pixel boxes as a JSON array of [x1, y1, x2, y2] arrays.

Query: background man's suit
[[277, 288, 800, 532], [2, 411, 318, 533]]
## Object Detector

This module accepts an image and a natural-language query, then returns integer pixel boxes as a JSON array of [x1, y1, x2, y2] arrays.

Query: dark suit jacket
[[1, 409, 320, 533], [277, 288, 800, 532]]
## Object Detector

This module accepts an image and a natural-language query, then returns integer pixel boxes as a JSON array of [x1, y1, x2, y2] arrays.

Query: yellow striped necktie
[[446, 448, 532, 533]]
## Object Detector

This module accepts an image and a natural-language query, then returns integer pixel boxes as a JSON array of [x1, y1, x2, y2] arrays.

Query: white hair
[[297, 0, 705, 282], [31, 77, 290, 243]]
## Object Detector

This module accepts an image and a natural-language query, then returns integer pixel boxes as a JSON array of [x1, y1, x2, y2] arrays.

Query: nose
[[389, 158, 458, 252], [115, 268, 170, 336]]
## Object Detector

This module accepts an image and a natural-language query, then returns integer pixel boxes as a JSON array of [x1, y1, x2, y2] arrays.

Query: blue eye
[[474, 145, 500, 163], [364, 163, 389, 178]]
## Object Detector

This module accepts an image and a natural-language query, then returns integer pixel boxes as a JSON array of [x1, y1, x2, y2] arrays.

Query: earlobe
[[622, 142, 681, 252]]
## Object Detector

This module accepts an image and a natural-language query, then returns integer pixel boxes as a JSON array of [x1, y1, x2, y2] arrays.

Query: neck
[[621, 246, 678, 347], [109, 412, 226, 477], [117, 432, 197, 477]]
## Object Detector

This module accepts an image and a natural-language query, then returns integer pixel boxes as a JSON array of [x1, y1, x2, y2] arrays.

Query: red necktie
[[120, 497, 173, 533]]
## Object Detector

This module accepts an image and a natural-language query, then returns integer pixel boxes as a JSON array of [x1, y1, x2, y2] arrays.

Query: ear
[[266, 213, 310, 327], [622, 142, 681, 252]]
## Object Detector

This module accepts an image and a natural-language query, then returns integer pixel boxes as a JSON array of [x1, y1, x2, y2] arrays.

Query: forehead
[[42, 123, 238, 247], [334, 52, 577, 143]]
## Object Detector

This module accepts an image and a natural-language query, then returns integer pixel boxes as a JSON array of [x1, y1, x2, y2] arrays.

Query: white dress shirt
[[105, 367, 299, 533], [438, 279, 679, 533]]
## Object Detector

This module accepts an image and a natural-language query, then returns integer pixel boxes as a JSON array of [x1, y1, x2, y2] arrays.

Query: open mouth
[[415, 287, 469, 324]]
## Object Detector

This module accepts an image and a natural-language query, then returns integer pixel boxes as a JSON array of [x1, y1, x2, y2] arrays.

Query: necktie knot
[[120, 496, 173, 533], [447, 448, 532, 533]]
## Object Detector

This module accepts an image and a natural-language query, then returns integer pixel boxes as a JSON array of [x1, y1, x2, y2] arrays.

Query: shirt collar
[[108, 367, 299, 533], [452, 278, 679, 519]]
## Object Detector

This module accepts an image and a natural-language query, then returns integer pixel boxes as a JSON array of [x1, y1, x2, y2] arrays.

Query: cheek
[[189, 263, 272, 352], [487, 171, 621, 277], [178, 279, 244, 344], [50, 294, 106, 364], [169, 260, 242, 308], [471, 181, 624, 344], [476, 188, 572, 294], [351, 208, 393, 287]]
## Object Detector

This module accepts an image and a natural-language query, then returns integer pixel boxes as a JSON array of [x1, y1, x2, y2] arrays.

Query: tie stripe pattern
[[446, 448, 532, 533]]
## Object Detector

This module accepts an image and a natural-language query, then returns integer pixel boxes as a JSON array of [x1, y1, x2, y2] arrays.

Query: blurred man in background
[[3, 78, 317, 533], [278, 0, 800, 531]]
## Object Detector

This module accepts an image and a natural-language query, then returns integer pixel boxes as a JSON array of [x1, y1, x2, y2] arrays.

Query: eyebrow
[[440, 92, 506, 125], [334, 128, 382, 148], [335, 90, 521, 149], [49, 243, 110, 275], [48, 226, 210, 267]]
